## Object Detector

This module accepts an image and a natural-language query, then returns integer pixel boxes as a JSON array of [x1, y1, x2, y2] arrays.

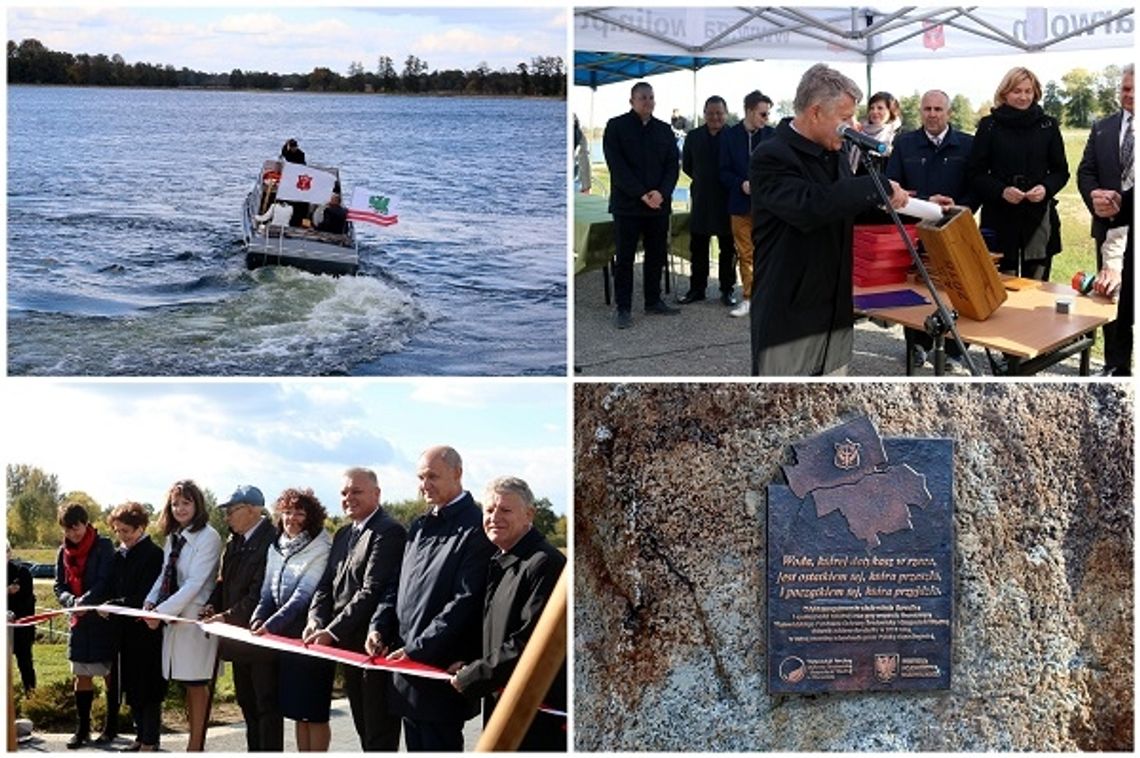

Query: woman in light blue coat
[[250, 488, 332, 752]]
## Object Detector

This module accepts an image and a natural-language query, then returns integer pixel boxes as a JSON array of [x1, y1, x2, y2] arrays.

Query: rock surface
[[574, 383, 1133, 751]]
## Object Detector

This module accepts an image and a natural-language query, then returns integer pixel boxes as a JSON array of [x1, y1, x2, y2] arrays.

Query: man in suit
[[304, 468, 406, 751], [372, 446, 495, 751], [679, 95, 736, 307], [201, 485, 281, 752], [449, 476, 567, 751], [603, 81, 681, 329], [886, 89, 978, 369], [1078, 63, 1134, 375], [750, 63, 908, 376], [719, 90, 776, 317]]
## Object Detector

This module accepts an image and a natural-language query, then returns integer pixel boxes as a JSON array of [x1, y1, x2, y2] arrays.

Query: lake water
[[8, 87, 567, 376]]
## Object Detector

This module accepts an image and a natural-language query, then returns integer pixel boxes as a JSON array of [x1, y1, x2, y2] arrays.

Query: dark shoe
[[614, 309, 632, 329], [645, 300, 681, 315], [67, 731, 89, 750], [677, 291, 705, 304], [720, 292, 739, 306], [94, 731, 118, 744]]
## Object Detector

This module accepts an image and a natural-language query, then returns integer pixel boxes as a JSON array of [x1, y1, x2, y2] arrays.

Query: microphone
[[837, 124, 890, 156]]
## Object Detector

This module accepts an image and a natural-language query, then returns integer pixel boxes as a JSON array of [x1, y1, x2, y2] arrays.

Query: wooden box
[[917, 207, 1006, 321]]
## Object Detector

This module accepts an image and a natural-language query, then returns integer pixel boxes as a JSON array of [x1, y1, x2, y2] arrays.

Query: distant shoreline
[[7, 83, 565, 100]]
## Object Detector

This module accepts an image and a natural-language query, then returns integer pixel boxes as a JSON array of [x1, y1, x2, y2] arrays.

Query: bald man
[[370, 446, 495, 751]]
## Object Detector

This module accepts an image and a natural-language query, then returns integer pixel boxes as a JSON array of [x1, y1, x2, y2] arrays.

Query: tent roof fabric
[[575, 6, 1134, 87], [574, 51, 736, 88]]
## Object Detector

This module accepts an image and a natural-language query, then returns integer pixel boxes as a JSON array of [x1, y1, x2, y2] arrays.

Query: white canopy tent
[[575, 6, 1134, 123]]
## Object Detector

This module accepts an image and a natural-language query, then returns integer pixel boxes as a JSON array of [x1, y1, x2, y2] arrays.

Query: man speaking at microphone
[[749, 63, 909, 376]]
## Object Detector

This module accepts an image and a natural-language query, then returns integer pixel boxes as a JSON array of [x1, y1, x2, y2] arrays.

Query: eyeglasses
[[757, 111, 771, 118]]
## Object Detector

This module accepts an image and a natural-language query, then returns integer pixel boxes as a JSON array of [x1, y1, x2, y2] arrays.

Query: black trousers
[[613, 213, 669, 311], [232, 658, 284, 751], [130, 699, 162, 746], [13, 626, 35, 691], [687, 231, 736, 296], [402, 717, 465, 752], [344, 667, 400, 751]]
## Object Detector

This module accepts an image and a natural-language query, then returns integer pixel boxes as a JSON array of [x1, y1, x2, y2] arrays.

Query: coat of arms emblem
[[833, 438, 861, 470], [874, 653, 899, 682]]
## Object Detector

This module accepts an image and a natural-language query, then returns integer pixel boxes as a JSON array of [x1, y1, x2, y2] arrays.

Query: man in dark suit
[[887, 89, 978, 368], [304, 468, 406, 751], [1078, 63, 1134, 375], [374, 446, 495, 751], [202, 485, 281, 752], [750, 63, 908, 376], [603, 81, 681, 329], [450, 477, 566, 751], [679, 95, 736, 307]]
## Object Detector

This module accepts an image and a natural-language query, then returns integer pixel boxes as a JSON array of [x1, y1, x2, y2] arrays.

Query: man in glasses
[[720, 90, 775, 317]]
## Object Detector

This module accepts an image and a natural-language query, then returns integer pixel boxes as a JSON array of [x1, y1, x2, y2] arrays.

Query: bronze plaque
[[767, 417, 953, 693]]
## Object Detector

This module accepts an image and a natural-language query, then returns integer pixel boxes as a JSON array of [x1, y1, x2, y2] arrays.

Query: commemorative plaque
[[767, 417, 953, 693]]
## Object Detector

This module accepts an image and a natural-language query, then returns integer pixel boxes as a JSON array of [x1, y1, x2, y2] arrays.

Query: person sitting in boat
[[313, 193, 348, 235], [280, 138, 306, 165], [254, 201, 293, 233]]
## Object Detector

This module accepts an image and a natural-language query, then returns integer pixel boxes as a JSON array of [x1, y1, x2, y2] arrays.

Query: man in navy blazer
[[1078, 64, 1134, 375], [373, 446, 495, 751], [304, 468, 407, 750]]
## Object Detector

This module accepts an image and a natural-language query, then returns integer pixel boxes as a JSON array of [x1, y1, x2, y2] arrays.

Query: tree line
[[7, 463, 567, 551], [7, 38, 566, 97]]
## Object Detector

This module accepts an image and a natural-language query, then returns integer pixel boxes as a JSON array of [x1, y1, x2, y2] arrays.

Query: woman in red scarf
[[53, 502, 116, 749]]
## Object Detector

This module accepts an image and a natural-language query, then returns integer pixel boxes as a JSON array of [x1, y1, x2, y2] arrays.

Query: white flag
[[275, 163, 338, 203], [347, 187, 399, 226]]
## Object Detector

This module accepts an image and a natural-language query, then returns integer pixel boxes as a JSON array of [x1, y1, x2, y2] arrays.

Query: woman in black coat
[[968, 66, 1070, 279], [105, 502, 168, 752], [53, 502, 116, 749]]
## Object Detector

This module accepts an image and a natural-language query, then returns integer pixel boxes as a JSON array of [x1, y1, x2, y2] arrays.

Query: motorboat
[[241, 159, 358, 275]]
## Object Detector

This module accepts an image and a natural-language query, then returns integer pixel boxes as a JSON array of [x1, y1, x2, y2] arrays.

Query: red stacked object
[[852, 224, 917, 286]]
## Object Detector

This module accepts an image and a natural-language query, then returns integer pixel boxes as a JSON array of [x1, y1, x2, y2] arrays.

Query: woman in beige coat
[[143, 480, 221, 752]]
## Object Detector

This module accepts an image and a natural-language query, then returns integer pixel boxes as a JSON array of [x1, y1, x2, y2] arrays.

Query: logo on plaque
[[833, 438, 862, 470], [767, 416, 953, 694], [874, 653, 899, 683]]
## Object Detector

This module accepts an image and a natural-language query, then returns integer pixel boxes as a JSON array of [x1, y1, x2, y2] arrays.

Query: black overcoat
[[683, 124, 731, 236], [389, 492, 495, 720], [967, 104, 1069, 262], [454, 528, 567, 751], [603, 110, 679, 217], [54, 533, 116, 663], [749, 118, 881, 376], [107, 535, 167, 706]]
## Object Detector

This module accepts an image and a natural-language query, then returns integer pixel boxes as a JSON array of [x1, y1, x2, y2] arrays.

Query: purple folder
[[854, 290, 931, 310]]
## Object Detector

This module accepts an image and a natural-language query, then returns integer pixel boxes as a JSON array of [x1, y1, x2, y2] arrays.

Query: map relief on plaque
[[767, 416, 953, 694]]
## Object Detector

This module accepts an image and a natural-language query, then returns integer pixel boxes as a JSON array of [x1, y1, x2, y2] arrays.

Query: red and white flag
[[276, 163, 338, 203], [348, 187, 399, 227]]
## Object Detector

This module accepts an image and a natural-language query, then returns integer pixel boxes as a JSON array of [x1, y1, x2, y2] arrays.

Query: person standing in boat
[[281, 138, 306, 164]]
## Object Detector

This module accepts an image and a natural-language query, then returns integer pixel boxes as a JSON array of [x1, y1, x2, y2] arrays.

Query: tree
[[6, 464, 61, 546], [1095, 64, 1123, 119], [1043, 81, 1064, 121], [1061, 68, 1097, 128], [376, 55, 398, 92], [949, 94, 975, 131], [401, 54, 428, 93], [229, 68, 247, 89], [382, 498, 429, 528]]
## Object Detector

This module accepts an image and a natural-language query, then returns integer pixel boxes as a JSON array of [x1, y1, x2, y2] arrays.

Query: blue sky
[[7, 5, 567, 75], [2, 380, 569, 516]]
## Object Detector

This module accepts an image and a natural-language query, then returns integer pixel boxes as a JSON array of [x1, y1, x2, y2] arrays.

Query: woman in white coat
[[143, 480, 221, 752]]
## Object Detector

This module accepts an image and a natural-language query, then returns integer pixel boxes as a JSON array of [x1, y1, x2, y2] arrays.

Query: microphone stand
[[858, 150, 981, 376]]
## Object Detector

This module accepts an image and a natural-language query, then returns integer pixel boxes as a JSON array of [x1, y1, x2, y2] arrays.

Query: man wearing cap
[[373, 446, 495, 751], [201, 485, 282, 751], [305, 468, 407, 751]]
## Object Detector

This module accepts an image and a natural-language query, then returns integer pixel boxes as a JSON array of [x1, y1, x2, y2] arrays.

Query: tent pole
[[866, 61, 872, 102]]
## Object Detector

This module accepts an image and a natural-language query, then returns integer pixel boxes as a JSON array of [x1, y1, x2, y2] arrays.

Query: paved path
[[574, 262, 1100, 377], [17, 696, 482, 752]]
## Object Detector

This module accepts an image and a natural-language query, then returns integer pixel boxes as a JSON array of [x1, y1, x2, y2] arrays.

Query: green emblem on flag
[[368, 195, 391, 214]]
